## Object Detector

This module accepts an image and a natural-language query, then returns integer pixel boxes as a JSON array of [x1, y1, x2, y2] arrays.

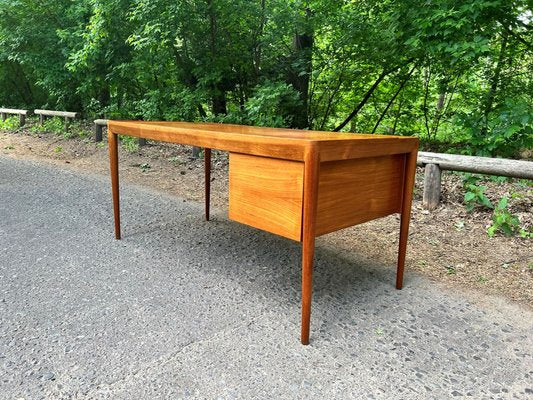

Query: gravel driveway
[[0, 155, 531, 399]]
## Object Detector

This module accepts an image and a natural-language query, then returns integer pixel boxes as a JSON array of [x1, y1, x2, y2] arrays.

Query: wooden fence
[[34, 109, 78, 132], [0, 108, 29, 126], [3, 110, 532, 198], [417, 152, 533, 210]]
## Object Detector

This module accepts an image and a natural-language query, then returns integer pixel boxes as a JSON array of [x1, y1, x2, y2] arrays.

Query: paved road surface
[[0, 155, 531, 399]]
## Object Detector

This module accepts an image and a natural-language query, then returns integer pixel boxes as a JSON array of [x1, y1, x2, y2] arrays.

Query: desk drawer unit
[[229, 152, 405, 241]]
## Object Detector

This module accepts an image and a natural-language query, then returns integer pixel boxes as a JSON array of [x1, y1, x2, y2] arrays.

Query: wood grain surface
[[108, 120, 418, 162], [315, 154, 405, 236], [228, 153, 304, 241]]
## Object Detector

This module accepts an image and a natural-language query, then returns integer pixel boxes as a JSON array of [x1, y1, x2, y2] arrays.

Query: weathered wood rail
[[94, 119, 107, 142], [94, 119, 146, 146], [417, 151, 533, 210], [35, 109, 78, 132], [0, 108, 29, 127]]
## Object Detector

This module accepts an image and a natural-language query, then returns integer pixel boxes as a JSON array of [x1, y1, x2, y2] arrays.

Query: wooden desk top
[[108, 120, 418, 162]]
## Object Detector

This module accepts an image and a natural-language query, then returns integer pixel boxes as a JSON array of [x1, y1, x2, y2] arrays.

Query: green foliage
[[29, 118, 65, 135], [457, 98, 533, 156], [462, 175, 493, 212], [28, 124, 42, 134], [168, 156, 184, 166], [0, 116, 19, 130], [119, 135, 139, 152], [244, 82, 302, 128], [0, 0, 530, 156], [139, 163, 151, 172], [77, 129, 92, 139], [487, 197, 532, 238], [464, 184, 493, 211], [43, 118, 65, 135]]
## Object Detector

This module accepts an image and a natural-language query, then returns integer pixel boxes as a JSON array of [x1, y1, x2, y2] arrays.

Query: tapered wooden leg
[[301, 146, 320, 345], [108, 130, 121, 240], [204, 148, 211, 221], [397, 149, 418, 289]]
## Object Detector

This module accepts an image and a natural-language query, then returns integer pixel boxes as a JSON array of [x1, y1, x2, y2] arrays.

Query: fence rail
[[4, 113, 532, 207], [94, 119, 146, 146], [0, 107, 29, 126], [417, 151, 533, 210], [34, 109, 78, 132]]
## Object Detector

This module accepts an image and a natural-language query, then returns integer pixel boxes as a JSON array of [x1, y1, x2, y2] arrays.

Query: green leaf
[[497, 197, 508, 210], [464, 192, 476, 202]]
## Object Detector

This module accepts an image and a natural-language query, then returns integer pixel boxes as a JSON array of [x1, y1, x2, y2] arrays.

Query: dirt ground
[[1, 122, 531, 307]]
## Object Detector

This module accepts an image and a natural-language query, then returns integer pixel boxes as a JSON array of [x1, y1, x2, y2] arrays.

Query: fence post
[[138, 138, 147, 146], [423, 163, 441, 210], [19, 114, 25, 127], [1, 113, 5, 121], [94, 123, 103, 142], [192, 146, 201, 158]]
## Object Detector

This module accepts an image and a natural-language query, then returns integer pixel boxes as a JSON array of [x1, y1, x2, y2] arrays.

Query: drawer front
[[229, 153, 304, 241], [316, 154, 405, 236]]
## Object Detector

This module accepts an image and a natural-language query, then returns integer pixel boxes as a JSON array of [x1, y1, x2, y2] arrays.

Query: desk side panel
[[316, 154, 405, 236], [229, 153, 304, 241]]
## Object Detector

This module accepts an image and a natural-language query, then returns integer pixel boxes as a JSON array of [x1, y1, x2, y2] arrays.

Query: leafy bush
[[30, 117, 65, 135], [457, 98, 533, 157], [0, 116, 19, 131], [464, 184, 493, 211], [119, 135, 139, 152], [244, 82, 302, 128]]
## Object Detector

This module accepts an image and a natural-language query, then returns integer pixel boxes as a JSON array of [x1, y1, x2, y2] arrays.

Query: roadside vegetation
[[0, 0, 531, 158]]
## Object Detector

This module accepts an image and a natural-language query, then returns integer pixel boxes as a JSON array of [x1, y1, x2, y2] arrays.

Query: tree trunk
[[428, 91, 446, 140], [207, 0, 227, 116], [8, 62, 34, 105], [252, 0, 267, 80], [211, 90, 227, 115], [99, 87, 110, 117], [287, 8, 313, 129], [480, 29, 509, 136]]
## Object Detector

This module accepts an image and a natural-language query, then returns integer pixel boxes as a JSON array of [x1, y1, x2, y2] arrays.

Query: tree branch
[[333, 59, 413, 132], [371, 63, 417, 134]]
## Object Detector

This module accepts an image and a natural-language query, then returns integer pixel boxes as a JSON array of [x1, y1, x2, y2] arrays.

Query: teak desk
[[107, 121, 419, 345]]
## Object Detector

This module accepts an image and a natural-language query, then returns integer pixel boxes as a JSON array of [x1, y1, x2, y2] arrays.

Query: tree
[[0, 0, 530, 156]]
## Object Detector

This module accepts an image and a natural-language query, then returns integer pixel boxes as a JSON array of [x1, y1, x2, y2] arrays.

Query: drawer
[[229, 153, 304, 241]]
